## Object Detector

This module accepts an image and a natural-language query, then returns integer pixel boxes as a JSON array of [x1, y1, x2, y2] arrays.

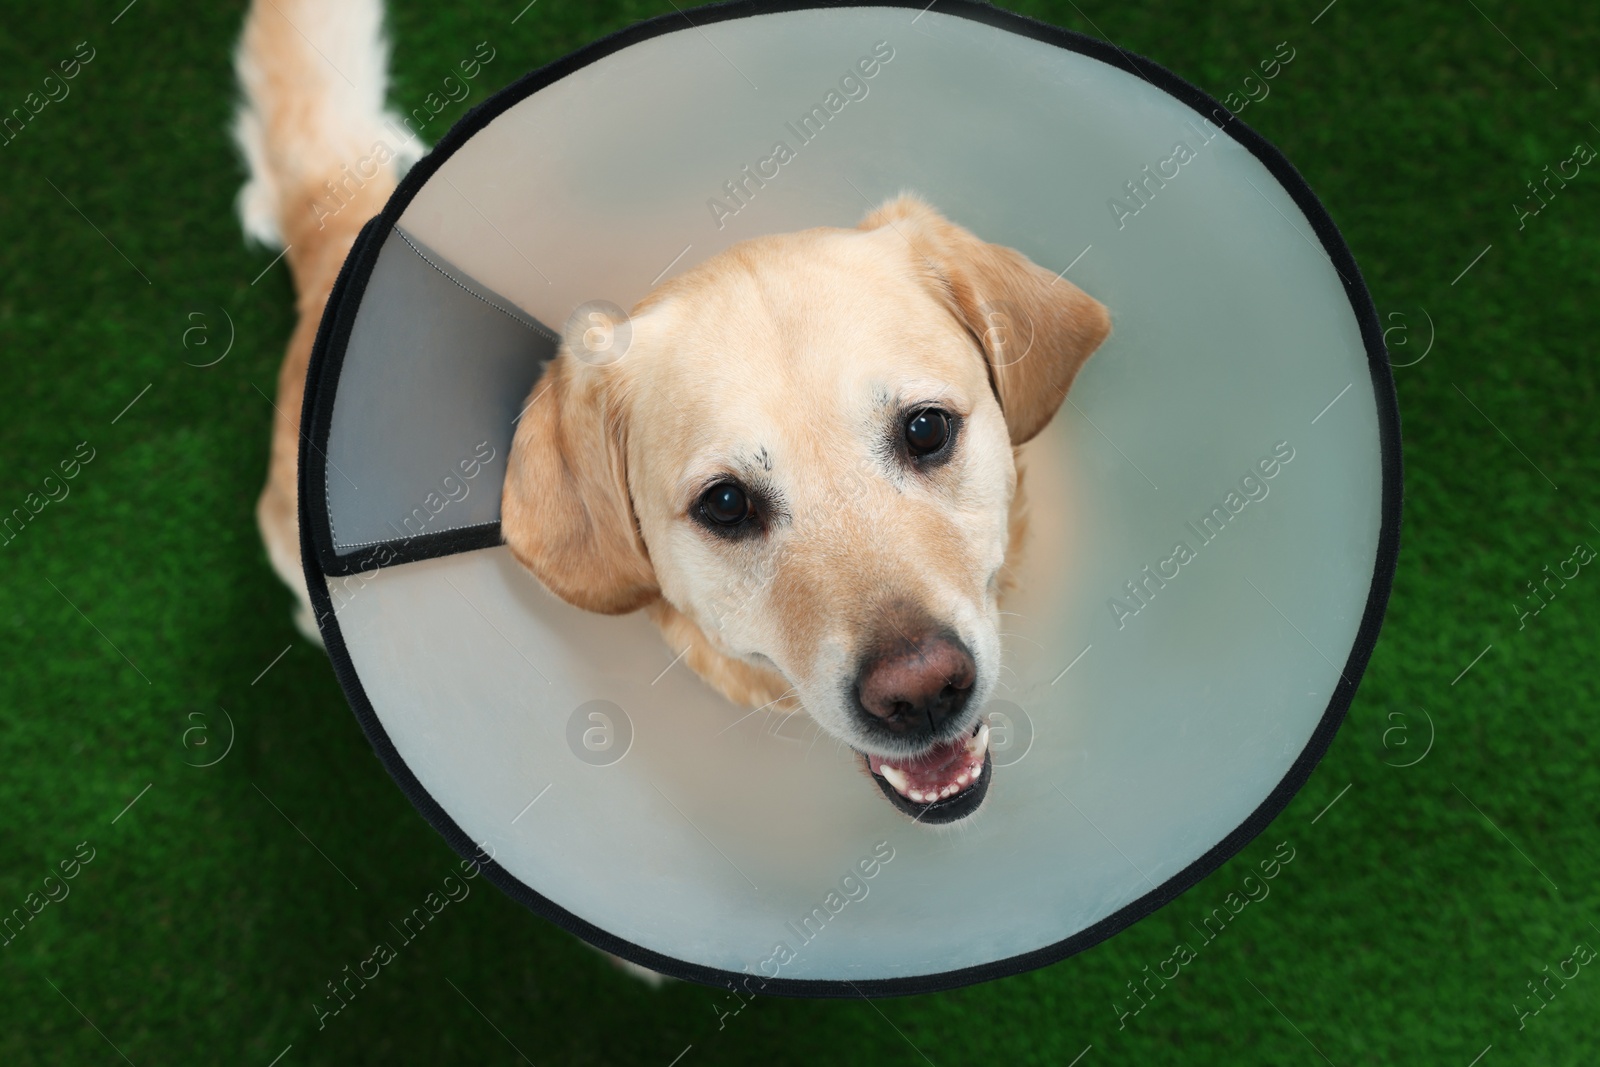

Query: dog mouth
[[862, 721, 991, 824]]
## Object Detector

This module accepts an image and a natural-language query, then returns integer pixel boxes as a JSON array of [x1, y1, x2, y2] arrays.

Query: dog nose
[[855, 633, 976, 736]]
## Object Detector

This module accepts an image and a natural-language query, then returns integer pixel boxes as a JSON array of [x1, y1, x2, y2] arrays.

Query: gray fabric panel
[[325, 226, 554, 551]]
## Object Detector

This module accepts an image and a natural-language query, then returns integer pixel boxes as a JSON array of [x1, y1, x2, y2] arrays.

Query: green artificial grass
[[2, 1, 1596, 1064]]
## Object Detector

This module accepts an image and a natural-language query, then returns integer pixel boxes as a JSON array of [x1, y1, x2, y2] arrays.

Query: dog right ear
[[501, 348, 658, 615], [859, 193, 1111, 447]]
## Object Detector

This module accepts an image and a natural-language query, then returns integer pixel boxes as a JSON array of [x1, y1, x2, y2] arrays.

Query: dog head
[[502, 194, 1109, 822]]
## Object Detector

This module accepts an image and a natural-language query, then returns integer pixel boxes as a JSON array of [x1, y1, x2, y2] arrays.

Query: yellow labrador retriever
[[502, 195, 1110, 823], [236, 0, 1108, 826]]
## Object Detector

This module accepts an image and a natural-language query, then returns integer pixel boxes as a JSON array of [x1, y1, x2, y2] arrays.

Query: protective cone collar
[[299, 0, 1401, 996]]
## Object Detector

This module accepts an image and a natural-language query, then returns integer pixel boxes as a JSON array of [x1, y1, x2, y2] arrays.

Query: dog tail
[[231, 0, 421, 266]]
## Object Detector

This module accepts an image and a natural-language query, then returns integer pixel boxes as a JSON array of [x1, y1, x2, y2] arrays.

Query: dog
[[236, 0, 1112, 828], [501, 196, 1110, 825]]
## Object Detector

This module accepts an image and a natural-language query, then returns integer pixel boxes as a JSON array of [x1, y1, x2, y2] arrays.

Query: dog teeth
[[880, 734, 989, 805]]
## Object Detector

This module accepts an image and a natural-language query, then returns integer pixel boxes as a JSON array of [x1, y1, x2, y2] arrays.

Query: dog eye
[[700, 482, 753, 526], [905, 409, 952, 457]]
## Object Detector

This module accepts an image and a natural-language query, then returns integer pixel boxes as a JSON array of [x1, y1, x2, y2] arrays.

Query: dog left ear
[[501, 345, 658, 615], [860, 194, 1112, 446]]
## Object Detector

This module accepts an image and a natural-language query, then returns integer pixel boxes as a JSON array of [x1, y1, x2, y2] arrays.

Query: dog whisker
[[713, 709, 762, 737], [764, 700, 806, 742], [805, 721, 827, 761], [717, 687, 799, 736], [997, 630, 1047, 652], [762, 691, 804, 740]]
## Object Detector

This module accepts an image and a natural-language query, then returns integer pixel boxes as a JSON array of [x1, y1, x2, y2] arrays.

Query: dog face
[[503, 195, 1110, 822]]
